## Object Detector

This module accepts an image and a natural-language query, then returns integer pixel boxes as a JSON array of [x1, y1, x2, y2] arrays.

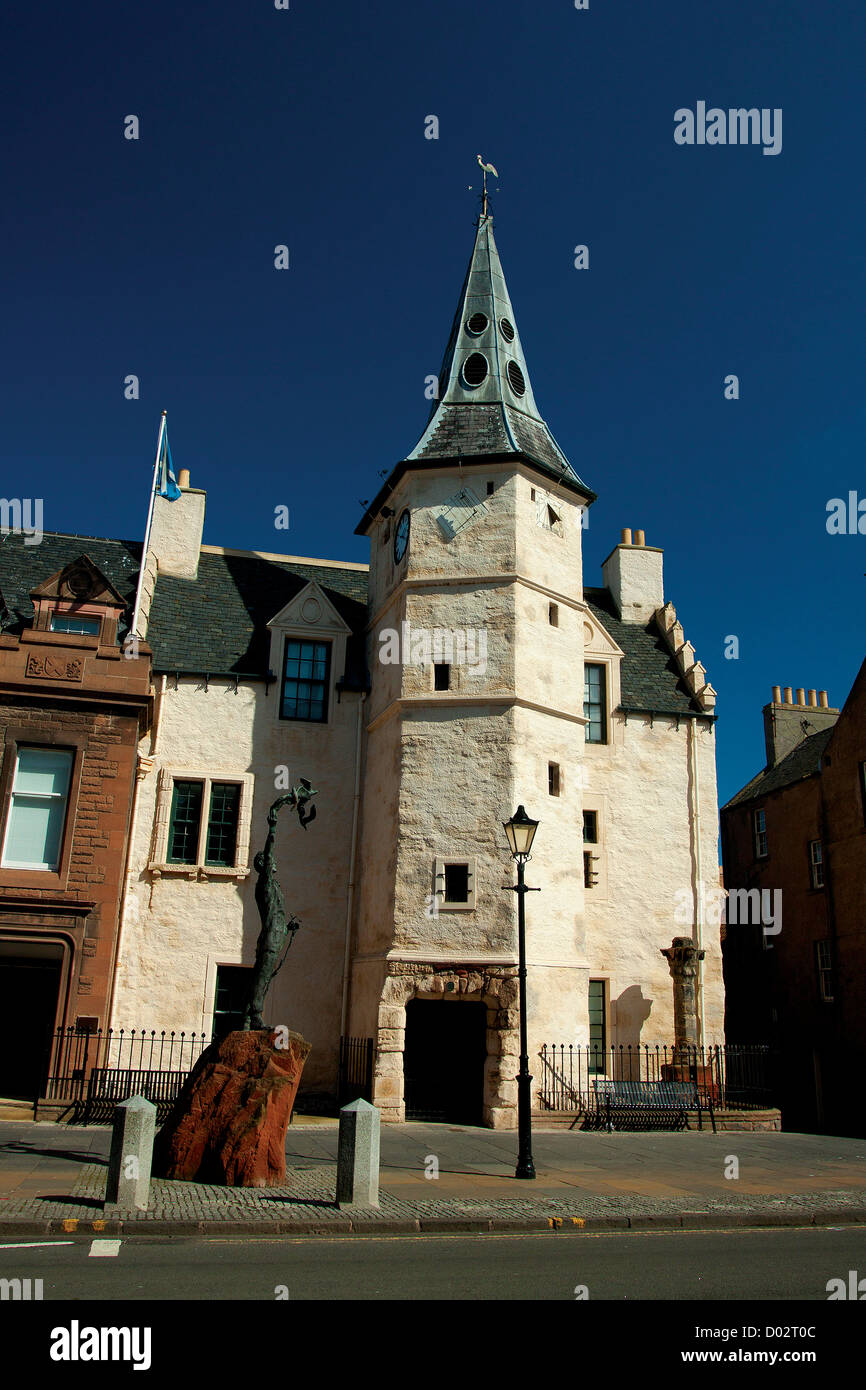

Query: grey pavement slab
[[2, 1119, 866, 1235]]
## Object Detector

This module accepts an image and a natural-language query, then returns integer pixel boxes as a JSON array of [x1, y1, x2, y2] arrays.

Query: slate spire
[[406, 212, 593, 497]]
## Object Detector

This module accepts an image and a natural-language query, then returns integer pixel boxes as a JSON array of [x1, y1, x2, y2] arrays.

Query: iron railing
[[338, 1035, 374, 1106], [538, 1043, 776, 1115], [44, 1027, 213, 1121]]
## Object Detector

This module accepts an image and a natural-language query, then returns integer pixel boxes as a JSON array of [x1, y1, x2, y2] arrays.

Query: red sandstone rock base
[[152, 1029, 311, 1187]]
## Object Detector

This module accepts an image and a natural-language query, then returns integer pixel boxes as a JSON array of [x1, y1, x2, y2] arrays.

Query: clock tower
[[350, 205, 596, 1127]]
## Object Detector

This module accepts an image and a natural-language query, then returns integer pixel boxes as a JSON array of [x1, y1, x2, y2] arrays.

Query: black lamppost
[[502, 805, 540, 1180]]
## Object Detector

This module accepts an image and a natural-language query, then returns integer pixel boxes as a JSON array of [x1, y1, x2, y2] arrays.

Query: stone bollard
[[104, 1095, 156, 1211], [336, 1098, 380, 1209]]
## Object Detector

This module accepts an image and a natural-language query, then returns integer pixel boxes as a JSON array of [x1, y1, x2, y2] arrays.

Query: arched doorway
[[403, 998, 486, 1124]]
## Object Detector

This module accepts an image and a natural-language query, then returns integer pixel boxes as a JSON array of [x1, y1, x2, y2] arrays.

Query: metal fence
[[44, 1027, 213, 1122], [538, 1043, 776, 1115], [338, 1035, 374, 1107]]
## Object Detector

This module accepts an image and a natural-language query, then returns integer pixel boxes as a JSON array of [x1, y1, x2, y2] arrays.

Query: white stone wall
[[582, 712, 724, 1048], [111, 654, 365, 1094]]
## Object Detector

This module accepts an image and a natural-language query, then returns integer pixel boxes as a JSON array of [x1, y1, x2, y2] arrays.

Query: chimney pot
[[819, 690, 829, 708], [634, 529, 646, 546], [796, 688, 806, 706], [808, 689, 817, 707], [178, 468, 191, 489], [620, 528, 633, 545], [783, 687, 793, 704], [772, 685, 782, 704]]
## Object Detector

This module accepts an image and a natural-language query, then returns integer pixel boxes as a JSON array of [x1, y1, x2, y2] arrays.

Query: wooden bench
[[591, 1079, 716, 1133]]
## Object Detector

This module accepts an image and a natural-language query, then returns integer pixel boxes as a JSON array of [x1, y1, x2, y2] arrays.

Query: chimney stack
[[602, 528, 664, 623], [762, 685, 840, 767]]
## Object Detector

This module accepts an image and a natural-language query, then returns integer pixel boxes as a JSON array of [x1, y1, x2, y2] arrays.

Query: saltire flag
[[158, 422, 181, 501]]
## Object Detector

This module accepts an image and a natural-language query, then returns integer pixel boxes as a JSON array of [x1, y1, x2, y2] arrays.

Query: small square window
[[434, 856, 476, 910], [548, 762, 560, 796], [444, 863, 470, 903], [549, 603, 559, 627], [434, 663, 450, 691], [486, 481, 495, 496]]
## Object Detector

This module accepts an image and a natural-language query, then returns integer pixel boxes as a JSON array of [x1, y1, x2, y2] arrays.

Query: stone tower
[[349, 209, 596, 1127]]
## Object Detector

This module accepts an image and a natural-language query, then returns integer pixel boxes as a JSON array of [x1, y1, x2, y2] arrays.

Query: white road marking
[[88, 1239, 122, 1257], [0, 1241, 74, 1249]]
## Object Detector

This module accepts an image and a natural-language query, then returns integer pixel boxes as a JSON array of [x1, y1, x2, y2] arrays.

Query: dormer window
[[28, 554, 126, 648]]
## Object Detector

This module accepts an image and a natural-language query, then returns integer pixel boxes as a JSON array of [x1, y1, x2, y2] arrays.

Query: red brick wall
[[0, 633, 151, 1037]]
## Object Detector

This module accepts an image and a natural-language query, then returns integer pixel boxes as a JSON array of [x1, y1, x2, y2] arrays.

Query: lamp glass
[[503, 804, 539, 859]]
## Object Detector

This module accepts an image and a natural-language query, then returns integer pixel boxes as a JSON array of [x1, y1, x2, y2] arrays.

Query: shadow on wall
[[613, 986, 654, 1048]]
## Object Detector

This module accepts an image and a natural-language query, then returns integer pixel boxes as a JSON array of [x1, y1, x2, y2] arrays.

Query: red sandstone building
[[721, 666, 866, 1135], [0, 543, 151, 1101]]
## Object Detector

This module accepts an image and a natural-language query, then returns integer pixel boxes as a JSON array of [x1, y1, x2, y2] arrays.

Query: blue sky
[[2, 0, 864, 806]]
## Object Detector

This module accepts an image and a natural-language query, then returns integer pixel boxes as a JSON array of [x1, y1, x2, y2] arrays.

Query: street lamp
[[502, 805, 540, 1180]]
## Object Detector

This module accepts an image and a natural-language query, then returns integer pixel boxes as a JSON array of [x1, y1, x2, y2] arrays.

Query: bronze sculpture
[[243, 780, 317, 1030]]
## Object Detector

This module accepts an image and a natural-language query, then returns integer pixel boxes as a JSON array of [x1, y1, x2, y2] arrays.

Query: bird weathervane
[[474, 155, 499, 217]]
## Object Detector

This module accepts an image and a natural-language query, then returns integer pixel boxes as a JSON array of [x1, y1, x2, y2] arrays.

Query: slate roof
[[722, 727, 834, 811], [0, 531, 142, 634], [0, 532, 369, 685], [147, 551, 368, 681], [403, 214, 593, 499], [0, 533, 704, 714], [583, 587, 707, 717]]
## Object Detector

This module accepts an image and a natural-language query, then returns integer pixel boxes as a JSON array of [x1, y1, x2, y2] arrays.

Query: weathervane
[[470, 155, 499, 218]]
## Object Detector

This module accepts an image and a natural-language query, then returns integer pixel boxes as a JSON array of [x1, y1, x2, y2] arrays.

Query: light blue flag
[[157, 424, 181, 501]]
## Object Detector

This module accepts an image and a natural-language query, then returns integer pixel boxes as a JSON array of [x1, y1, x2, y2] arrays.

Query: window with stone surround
[[0, 746, 73, 871], [149, 769, 254, 879], [753, 808, 768, 860], [280, 638, 331, 722], [434, 856, 477, 911], [589, 979, 607, 1073], [584, 664, 607, 744]]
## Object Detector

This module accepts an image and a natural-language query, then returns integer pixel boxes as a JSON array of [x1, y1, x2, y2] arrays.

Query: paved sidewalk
[[1, 1120, 866, 1235]]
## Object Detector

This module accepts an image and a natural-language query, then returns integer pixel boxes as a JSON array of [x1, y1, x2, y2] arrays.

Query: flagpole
[[130, 410, 167, 641]]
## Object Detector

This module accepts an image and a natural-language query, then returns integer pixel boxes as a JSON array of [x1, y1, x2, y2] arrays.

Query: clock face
[[394, 509, 411, 563]]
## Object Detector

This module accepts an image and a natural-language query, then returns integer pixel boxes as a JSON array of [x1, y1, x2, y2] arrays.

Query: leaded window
[[584, 664, 607, 744], [206, 784, 241, 867], [168, 781, 203, 864], [589, 980, 606, 1073], [280, 639, 331, 722]]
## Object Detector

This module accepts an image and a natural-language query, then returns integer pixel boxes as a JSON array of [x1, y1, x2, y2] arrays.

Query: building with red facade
[[721, 668, 866, 1134]]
